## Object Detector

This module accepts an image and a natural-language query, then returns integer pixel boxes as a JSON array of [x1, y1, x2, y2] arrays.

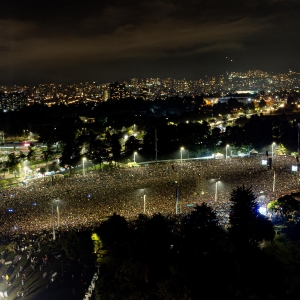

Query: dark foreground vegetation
[[93, 186, 300, 300]]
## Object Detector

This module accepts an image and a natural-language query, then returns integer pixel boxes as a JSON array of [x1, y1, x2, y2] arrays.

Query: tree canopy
[[229, 185, 275, 248]]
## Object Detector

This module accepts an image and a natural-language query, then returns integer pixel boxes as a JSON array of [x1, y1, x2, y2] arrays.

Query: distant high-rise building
[[103, 89, 109, 101], [130, 78, 138, 87], [219, 75, 225, 84], [109, 82, 128, 100]]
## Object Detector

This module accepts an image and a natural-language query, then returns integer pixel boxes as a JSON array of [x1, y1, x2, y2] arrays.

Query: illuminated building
[[109, 82, 129, 100]]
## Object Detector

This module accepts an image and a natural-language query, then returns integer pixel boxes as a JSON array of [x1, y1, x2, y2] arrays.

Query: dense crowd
[[0, 155, 299, 236]]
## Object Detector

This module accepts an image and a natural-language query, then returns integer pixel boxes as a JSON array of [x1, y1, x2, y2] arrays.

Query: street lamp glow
[[215, 180, 220, 202], [272, 142, 276, 158], [143, 188, 146, 214], [226, 144, 229, 159], [134, 152, 137, 163], [180, 147, 184, 163], [52, 199, 60, 241], [175, 181, 179, 214], [82, 157, 86, 176]]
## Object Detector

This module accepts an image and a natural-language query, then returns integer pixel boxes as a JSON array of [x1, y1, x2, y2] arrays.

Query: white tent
[[213, 153, 224, 159], [250, 149, 258, 155]]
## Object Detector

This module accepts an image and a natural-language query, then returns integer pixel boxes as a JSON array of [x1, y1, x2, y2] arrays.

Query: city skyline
[[1, 0, 300, 85]]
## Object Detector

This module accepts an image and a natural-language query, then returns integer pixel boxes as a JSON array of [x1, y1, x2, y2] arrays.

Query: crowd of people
[[0, 155, 299, 237]]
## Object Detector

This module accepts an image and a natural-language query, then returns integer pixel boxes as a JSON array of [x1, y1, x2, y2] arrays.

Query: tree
[[287, 95, 295, 106], [27, 145, 36, 165], [59, 140, 81, 174], [229, 186, 274, 248], [114, 258, 149, 299], [38, 125, 59, 146], [109, 134, 121, 166], [96, 214, 130, 256], [59, 230, 96, 262], [42, 145, 55, 169], [39, 167, 47, 175], [18, 151, 26, 162], [244, 115, 273, 149], [182, 203, 221, 254], [6, 153, 20, 178], [268, 195, 300, 216], [48, 161, 60, 172], [133, 214, 173, 262], [143, 128, 156, 156], [124, 136, 140, 153], [228, 98, 244, 110], [259, 99, 267, 108], [88, 138, 108, 169]]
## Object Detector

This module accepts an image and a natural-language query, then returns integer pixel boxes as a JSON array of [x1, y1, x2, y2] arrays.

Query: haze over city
[[1, 0, 300, 85]]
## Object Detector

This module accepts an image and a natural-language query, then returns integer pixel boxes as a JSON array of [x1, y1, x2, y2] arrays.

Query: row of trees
[[0, 142, 62, 179], [36, 111, 298, 172], [1, 95, 299, 173], [1, 145, 37, 178]]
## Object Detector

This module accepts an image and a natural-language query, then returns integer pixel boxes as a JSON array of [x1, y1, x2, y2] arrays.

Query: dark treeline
[[93, 186, 300, 300], [1, 96, 300, 166]]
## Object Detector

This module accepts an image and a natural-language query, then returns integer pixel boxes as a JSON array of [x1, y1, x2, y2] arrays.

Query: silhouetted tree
[[88, 138, 109, 169], [229, 186, 274, 248], [6, 153, 20, 178], [125, 136, 140, 153], [59, 141, 81, 173], [109, 133, 121, 166], [96, 214, 130, 256], [59, 230, 95, 262], [259, 99, 267, 108], [182, 203, 221, 254]]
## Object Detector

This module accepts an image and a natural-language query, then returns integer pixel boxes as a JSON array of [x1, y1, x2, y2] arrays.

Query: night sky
[[1, 0, 300, 85]]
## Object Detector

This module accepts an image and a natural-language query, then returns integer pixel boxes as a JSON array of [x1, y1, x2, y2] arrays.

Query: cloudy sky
[[0, 0, 300, 85]]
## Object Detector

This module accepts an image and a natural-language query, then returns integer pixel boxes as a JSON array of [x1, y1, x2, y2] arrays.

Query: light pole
[[175, 181, 179, 214], [0, 131, 4, 166], [273, 171, 276, 193], [52, 199, 60, 240], [272, 142, 275, 158], [52, 202, 55, 241], [155, 129, 158, 163], [180, 147, 184, 163], [134, 152, 137, 163], [226, 144, 229, 159], [298, 123, 300, 155], [57, 205, 60, 228], [23, 129, 28, 140], [215, 180, 219, 202], [82, 157, 86, 176], [143, 188, 146, 214]]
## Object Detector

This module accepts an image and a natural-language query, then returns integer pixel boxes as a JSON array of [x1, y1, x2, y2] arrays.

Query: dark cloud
[[0, 0, 299, 84]]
